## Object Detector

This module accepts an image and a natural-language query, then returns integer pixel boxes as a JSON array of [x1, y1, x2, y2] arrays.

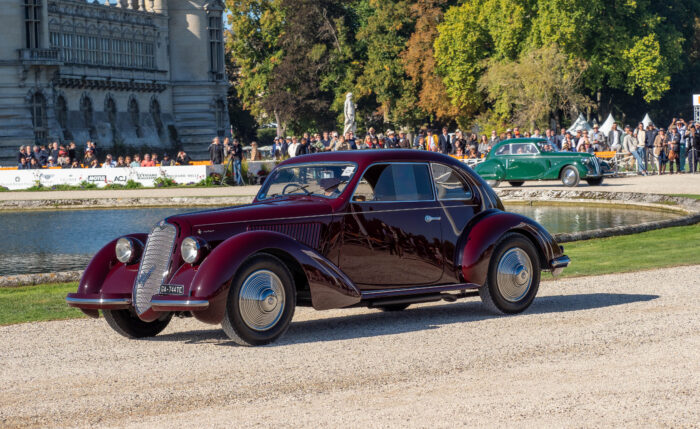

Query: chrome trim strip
[[150, 299, 209, 309], [65, 297, 131, 305], [361, 283, 480, 298]]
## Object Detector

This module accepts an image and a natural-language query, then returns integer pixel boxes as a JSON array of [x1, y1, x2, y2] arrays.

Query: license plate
[[159, 284, 185, 295]]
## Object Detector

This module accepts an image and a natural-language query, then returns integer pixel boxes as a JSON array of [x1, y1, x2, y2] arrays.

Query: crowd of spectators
[[15, 140, 193, 170], [238, 119, 699, 175]]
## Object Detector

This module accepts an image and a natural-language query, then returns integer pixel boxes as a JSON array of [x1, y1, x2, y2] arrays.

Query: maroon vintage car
[[67, 150, 569, 345]]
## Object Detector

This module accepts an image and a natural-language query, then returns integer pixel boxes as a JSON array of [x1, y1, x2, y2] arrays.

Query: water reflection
[[0, 205, 679, 276]]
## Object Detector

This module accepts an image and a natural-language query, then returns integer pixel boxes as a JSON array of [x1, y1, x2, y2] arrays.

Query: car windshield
[[257, 162, 357, 200]]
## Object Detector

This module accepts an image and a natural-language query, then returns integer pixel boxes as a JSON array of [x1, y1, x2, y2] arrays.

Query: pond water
[[0, 205, 679, 276]]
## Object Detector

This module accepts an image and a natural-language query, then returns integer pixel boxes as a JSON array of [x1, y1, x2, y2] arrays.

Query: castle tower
[[167, 0, 229, 159]]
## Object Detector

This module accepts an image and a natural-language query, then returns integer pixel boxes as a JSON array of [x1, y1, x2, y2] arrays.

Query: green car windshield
[[258, 162, 357, 200]]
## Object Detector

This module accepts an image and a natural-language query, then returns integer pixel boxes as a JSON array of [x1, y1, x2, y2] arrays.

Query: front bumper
[[550, 255, 571, 277], [66, 293, 131, 310], [150, 295, 209, 311]]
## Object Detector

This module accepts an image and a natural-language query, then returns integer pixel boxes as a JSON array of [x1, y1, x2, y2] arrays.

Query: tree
[[225, 0, 284, 134], [478, 45, 593, 128], [401, 0, 459, 123]]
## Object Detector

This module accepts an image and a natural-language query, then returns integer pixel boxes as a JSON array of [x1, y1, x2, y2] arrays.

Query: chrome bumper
[[66, 295, 131, 308], [550, 255, 571, 277], [150, 298, 209, 311]]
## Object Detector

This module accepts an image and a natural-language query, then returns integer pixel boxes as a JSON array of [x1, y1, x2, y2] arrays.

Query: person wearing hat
[[82, 147, 97, 167], [162, 153, 176, 166], [384, 130, 397, 148], [591, 124, 606, 151]]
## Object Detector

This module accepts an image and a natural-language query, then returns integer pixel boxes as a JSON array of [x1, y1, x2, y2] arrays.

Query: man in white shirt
[[287, 137, 300, 158], [608, 123, 623, 151]]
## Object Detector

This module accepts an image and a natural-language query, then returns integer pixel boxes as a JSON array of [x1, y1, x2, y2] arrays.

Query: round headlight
[[181, 236, 203, 265], [116, 238, 135, 264]]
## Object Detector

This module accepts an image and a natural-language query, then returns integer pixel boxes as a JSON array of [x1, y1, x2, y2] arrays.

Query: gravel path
[[1, 266, 699, 427]]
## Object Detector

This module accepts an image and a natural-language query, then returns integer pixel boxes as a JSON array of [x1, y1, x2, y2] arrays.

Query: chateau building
[[0, 0, 229, 164]]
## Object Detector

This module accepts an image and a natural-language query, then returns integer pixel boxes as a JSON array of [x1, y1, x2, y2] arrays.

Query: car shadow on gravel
[[146, 292, 658, 346]]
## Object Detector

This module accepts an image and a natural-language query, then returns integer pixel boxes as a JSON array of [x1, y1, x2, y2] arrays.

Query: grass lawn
[[559, 223, 700, 278], [0, 282, 82, 325], [1, 224, 699, 325], [668, 194, 700, 200]]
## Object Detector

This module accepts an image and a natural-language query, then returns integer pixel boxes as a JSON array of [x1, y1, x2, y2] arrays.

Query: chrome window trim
[[256, 161, 359, 201], [349, 161, 437, 204], [429, 162, 476, 202]]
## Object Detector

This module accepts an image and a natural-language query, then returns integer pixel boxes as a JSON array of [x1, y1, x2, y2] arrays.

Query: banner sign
[[0, 165, 224, 191]]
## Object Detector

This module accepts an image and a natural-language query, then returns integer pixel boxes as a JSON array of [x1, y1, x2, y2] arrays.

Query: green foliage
[[77, 181, 98, 189], [478, 45, 593, 129], [153, 176, 177, 188], [0, 186, 9, 192], [256, 127, 277, 146], [622, 34, 672, 103], [195, 174, 221, 187]]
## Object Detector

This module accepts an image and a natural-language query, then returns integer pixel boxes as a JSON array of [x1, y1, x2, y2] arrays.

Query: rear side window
[[352, 163, 434, 202], [495, 145, 510, 155], [431, 163, 473, 200]]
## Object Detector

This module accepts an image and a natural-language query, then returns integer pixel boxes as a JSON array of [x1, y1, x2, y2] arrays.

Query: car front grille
[[132, 221, 177, 315]]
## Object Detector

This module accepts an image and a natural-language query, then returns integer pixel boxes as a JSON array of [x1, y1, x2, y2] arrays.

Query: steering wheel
[[282, 183, 311, 195]]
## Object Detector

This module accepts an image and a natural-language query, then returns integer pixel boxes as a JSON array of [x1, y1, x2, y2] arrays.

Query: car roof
[[277, 150, 461, 168], [491, 137, 547, 151]]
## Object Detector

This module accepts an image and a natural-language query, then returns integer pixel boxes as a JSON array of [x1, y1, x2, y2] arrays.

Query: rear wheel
[[222, 253, 296, 346], [560, 166, 580, 187], [508, 181, 524, 187], [479, 233, 541, 314], [586, 177, 604, 186], [103, 309, 172, 338]]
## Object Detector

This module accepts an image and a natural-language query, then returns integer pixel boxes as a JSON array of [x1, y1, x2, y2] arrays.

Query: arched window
[[215, 99, 225, 137], [56, 95, 67, 130], [24, 0, 41, 49], [129, 97, 141, 137], [30, 92, 47, 144], [80, 95, 95, 138], [150, 98, 163, 136], [105, 96, 117, 129]]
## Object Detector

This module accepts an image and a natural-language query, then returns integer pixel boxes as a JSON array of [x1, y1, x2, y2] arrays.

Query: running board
[[367, 290, 480, 308], [360, 283, 480, 300]]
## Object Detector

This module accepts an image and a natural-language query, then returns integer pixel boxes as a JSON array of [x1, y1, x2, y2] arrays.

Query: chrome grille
[[132, 221, 177, 315]]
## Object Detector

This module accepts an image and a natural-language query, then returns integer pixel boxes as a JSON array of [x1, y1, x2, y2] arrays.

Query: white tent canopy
[[567, 114, 593, 133], [642, 113, 654, 128], [599, 113, 616, 135]]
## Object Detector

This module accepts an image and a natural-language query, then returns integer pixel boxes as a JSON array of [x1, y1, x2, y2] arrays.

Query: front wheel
[[485, 180, 501, 188], [560, 166, 580, 187], [479, 233, 541, 314], [222, 253, 296, 346], [103, 309, 172, 338], [586, 177, 604, 186], [508, 181, 524, 187]]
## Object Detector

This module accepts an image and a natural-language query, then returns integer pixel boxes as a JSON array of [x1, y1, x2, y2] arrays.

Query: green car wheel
[[508, 181, 524, 187]]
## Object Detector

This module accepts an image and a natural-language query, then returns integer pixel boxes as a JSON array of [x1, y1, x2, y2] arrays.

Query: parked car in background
[[473, 138, 604, 187], [67, 150, 569, 346]]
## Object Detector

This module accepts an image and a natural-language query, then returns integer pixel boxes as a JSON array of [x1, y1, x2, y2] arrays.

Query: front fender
[[457, 211, 563, 286], [473, 159, 505, 180], [189, 231, 361, 324], [67, 233, 147, 317]]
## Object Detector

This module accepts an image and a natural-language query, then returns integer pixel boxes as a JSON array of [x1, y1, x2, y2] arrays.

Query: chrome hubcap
[[496, 248, 533, 302], [238, 270, 285, 331], [562, 169, 576, 185]]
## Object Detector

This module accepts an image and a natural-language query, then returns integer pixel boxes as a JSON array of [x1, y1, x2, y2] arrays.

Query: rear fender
[[456, 211, 561, 286], [190, 231, 361, 324]]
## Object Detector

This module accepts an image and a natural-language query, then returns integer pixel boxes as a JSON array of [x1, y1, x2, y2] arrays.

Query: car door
[[506, 142, 548, 180], [430, 162, 481, 283], [340, 162, 443, 289]]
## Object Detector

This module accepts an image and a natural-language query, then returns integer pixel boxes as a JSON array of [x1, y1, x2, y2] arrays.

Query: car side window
[[495, 144, 510, 155], [352, 163, 434, 202], [430, 163, 473, 200], [511, 143, 539, 155]]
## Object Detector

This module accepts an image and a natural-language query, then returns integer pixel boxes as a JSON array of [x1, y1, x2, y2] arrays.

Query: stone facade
[[0, 0, 229, 164]]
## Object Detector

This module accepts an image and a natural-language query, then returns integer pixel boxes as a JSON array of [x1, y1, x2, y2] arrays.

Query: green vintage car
[[473, 138, 604, 187]]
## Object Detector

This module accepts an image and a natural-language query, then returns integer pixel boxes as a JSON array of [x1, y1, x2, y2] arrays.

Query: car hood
[[166, 197, 334, 232]]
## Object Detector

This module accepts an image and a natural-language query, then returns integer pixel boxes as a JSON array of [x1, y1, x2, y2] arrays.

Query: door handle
[[424, 215, 441, 223]]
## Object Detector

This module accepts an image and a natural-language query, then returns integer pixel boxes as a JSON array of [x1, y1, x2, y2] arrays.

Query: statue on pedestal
[[344, 92, 356, 136]]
